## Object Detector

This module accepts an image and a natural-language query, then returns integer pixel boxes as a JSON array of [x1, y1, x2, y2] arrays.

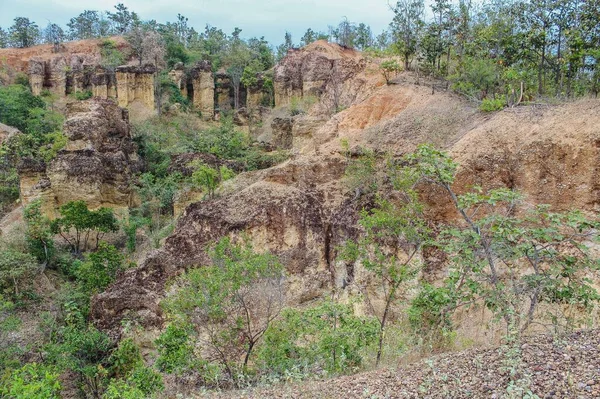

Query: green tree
[[67, 10, 101, 40], [355, 23, 374, 50], [42, 23, 65, 51], [404, 145, 600, 339], [8, 17, 39, 48], [76, 242, 124, 294], [51, 201, 118, 254], [340, 157, 429, 365], [380, 59, 402, 84], [0, 28, 8, 48], [191, 162, 235, 199], [107, 3, 139, 34], [276, 31, 294, 61], [163, 237, 285, 384], [0, 249, 39, 298], [391, 0, 425, 70], [23, 199, 54, 266]]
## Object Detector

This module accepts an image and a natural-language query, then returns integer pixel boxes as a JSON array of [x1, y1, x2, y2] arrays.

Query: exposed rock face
[[190, 61, 215, 121], [115, 64, 156, 109], [18, 99, 140, 214], [273, 40, 368, 111], [215, 71, 233, 112], [91, 155, 349, 334]]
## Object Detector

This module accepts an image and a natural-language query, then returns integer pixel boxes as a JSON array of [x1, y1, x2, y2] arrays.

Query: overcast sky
[[0, 0, 396, 45]]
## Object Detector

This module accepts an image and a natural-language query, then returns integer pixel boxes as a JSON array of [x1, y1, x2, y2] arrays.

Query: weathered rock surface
[[18, 98, 140, 214], [190, 61, 215, 120]]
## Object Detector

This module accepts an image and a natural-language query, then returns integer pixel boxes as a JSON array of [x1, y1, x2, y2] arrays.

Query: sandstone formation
[[189, 61, 215, 120], [115, 64, 156, 109], [18, 98, 140, 214], [273, 40, 370, 111]]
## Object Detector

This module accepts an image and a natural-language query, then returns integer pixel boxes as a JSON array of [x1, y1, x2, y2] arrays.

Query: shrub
[[480, 96, 506, 112], [23, 199, 54, 265], [73, 90, 93, 101], [380, 59, 402, 84], [163, 237, 285, 385], [155, 323, 193, 374], [190, 162, 235, 199], [51, 201, 118, 254], [256, 301, 379, 377], [108, 338, 142, 379], [0, 363, 61, 399], [0, 249, 39, 299], [76, 242, 124, 294]]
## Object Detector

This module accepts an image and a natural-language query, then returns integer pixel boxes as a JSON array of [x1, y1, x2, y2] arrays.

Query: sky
[[0, 0, 395, 45]]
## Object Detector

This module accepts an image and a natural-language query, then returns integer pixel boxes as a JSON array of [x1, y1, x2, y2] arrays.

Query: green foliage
[[44, 324, 112, 398], [155, 324, 193, 374], [72, 90, 93, 101], [125, 366, 164, 396], [76, 242, 124, 294], [190, 162, 235, 199], [23, 200, 54, 265], [0, 363, 61, 398], [0, 249, 39, 299], [256, 301, 379, 377], [0, 85, 46, 132], [480, 96, 506, 112], [450, 57, 499, 100], [163, 237, 284, 384], [402, 145, 600, 337], [108, 338, 142, 379], [380, 59, 402, 84], [51, 201, 118, 254]]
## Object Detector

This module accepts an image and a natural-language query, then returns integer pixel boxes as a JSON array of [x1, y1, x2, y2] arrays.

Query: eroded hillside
[[90, 42, 600, 345]]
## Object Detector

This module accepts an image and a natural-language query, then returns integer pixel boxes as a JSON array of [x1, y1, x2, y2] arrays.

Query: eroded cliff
[[18, 98, 141, 215]]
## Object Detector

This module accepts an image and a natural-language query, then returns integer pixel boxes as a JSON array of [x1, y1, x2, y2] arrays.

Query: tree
[[257, 301, 378, 376], [404, 145, 600, 339], [42, 23, 65, 52], [380, 59, 402, 84], [125, 27, 166, 67], [50, 201, 118, 254], [67, 10, 100, 40], [0, 27, 9, 48], [76, 242, 124, 294], [8, 17, 39, 48], [276, 31, 293, 61], [391, 0, 425, 70], [224, 29, 253, 109], [163, 237, 285, 385], [301, 28, 317, 46], [0, 250, 38, 298], [333, 17, 357, 48], [355, 23, 374, 50], [107, 3, 138, 34], [340, 155, 429, 366], [23, 199, 54, 266], [190, 162, 235, 199]]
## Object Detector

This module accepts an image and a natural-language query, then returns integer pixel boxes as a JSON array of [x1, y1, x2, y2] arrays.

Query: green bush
[[23, 200, 54, 265], [256, 301, 379, 378], [0, 249, 39, 299], [108, 338, 142, 379], [155, 323, 193, 374], [480, 96, 506, 112], [76, 243, 124, 294], [0, 363, 61, 399], [73, 90, 93, 101]]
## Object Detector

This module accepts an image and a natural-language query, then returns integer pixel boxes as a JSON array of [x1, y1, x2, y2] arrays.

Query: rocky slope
[[208, 328, 600, 398]]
